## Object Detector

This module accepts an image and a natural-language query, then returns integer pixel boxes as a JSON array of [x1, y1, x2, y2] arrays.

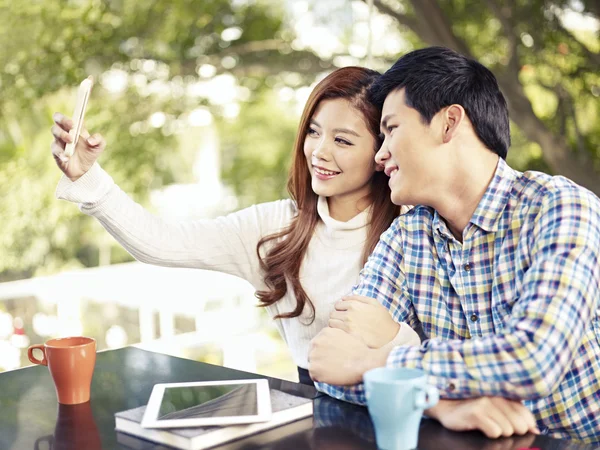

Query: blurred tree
[[0, 0, 330, 105], [367, 0, 600, 192], [1, 0, 599, 281], [218, 89, 298, 206], [0, 0, 326, 279]]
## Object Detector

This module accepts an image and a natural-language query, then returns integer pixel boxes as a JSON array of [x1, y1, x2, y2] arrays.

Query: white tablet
[[141, 379, 272, 429]]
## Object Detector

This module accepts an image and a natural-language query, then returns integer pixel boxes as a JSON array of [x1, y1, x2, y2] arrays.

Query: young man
[[308, 47, 600, 443]]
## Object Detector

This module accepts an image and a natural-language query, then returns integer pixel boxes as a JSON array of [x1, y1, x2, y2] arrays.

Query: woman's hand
[[328, 295, 400, 348], [308, 328, 389, 385], [50, 112, 106, 181]]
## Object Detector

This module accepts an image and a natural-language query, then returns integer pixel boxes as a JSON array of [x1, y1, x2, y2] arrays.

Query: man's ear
[[442, 104, 465, 144]]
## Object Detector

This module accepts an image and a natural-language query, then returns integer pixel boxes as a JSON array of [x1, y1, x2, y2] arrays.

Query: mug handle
[[415, 385, 439, 410], [28, 345, 48, 366], [34, 434, 54, 450]]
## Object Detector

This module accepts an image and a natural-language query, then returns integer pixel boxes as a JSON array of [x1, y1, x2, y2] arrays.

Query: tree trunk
[[371, 0, 600, 195], [497, 73, 600, 190]]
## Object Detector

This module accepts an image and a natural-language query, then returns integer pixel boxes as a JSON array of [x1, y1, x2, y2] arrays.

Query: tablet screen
[[157, 383, 258, 420], [141, 379, 272, 428]]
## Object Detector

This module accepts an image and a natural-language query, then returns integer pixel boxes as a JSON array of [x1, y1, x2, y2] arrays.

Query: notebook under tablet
[[141, 379, 272, 428]]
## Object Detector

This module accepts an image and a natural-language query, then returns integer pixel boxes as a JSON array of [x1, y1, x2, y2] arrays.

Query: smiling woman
[[49, 66, 419, 387], [256, 67, 401, 322], [304, 98, 378, 222]]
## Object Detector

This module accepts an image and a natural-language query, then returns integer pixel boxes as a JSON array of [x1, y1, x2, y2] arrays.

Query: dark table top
[[0, 347, 596, 450]]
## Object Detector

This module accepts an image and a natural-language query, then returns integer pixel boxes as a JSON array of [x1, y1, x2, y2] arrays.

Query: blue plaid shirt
[[316, 158, 600, 443]]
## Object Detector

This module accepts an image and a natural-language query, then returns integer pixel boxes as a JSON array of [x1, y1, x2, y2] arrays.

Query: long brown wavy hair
[[255, 67, 400, 323]]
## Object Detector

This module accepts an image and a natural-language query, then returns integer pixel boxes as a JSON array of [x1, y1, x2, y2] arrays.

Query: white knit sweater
[[56, 163, 419, 369]]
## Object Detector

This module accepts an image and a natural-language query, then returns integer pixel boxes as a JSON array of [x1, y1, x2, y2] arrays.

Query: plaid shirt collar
[[433, 157, 518, 238]]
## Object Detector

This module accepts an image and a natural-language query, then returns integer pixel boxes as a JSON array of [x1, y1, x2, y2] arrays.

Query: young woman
[[50, 67, 419, 385]]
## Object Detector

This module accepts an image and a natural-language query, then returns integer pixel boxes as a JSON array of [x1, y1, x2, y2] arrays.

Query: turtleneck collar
[[316, 196, 371, 231]]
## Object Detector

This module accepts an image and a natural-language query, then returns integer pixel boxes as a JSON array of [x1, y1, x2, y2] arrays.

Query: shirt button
[[464, 263, 472, 272], [448, 383, 456, 391], [470, 314, 479, 322]]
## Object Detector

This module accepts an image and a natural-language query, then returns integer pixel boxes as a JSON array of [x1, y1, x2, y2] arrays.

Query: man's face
[[376, 89, 441, 206]]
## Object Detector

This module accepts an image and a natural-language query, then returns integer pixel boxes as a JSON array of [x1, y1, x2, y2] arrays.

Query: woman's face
[[304, 98, 378, 216]]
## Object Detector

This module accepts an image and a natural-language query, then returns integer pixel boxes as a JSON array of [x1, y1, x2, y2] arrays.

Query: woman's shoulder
[[251, 198, 297, 215], [246, 198, 297, 222], [229, 198, 297, 235]]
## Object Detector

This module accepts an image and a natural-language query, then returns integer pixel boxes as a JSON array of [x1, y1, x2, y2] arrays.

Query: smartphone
[[64, 76, 93, 157]]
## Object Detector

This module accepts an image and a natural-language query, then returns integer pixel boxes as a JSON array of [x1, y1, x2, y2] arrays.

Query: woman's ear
[[442, 104, 466, 144]]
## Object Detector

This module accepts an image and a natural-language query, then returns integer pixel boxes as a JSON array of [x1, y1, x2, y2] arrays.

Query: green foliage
[[1, 0, 598, 281], [398, 0, 600, 175], [0, 0, 310, 279], [218, 89, 297, 207]]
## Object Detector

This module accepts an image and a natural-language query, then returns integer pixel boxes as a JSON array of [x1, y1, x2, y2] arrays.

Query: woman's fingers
[[53, 118, 98, 154], [51, 124, 72, 144], [328, 318, 348, 333], [51, 141, 68, 164], [86, 133, 104, 148], [54, 112, 90, 143], [53, 112, 73, 132], [80, 126, 91, 142], [52, 136, 66, 151], [334, 300, 350, 311], [329, 310, 347, 321]]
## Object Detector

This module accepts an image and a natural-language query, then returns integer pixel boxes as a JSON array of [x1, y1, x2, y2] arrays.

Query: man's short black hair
[[370, 46, 510, 159]]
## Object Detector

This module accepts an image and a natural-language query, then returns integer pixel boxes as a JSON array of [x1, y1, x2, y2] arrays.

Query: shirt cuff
[[390, 322, 421, 347], [386, 345, 454, 395], [55, 163, 114, 206], [386, 342, 480, 398]]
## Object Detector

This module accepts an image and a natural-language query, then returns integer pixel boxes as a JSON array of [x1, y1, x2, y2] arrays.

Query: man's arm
[[347, 218, 416, 327], [315, 185, 600, 401], [311, 218, 414, 403], [381, 186, 600, 400], [310, 330, 541, 438]]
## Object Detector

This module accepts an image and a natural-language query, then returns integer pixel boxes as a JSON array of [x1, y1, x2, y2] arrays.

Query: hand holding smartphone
[[64, 76, 93, 157]]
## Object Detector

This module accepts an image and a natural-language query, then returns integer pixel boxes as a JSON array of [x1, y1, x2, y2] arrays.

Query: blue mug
[[364, 367, 439, 450]]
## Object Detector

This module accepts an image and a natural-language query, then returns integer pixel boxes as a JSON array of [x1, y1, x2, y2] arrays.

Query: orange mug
[[28, 336, 96, 405]]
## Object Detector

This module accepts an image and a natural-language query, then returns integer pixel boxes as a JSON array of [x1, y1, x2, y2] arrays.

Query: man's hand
[[308, 328, 390, 385], [328, 295, 400, 348], [426, 397, 540, 439]]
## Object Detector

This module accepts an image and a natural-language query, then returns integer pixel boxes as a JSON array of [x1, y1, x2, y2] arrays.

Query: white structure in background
[[0, 114, 264, 372], [0, 262, 262, 372]]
